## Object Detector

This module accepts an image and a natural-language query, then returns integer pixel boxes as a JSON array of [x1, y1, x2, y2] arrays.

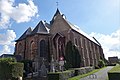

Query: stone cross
[[56, 2, 59, 8]]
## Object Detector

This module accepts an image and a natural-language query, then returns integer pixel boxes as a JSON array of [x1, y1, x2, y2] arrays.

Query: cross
[[56, 2, 59, 8]]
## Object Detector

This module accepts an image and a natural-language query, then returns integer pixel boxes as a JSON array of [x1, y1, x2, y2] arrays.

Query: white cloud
[[90, 29, 120, 59], [0, 30, 16, 55], [0, 0, 38, 29], [1, 45, 11, 54], [0, 30, 16, 45]]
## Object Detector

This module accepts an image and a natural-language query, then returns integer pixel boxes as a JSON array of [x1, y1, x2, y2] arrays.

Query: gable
[[50, 14, 71, 34]]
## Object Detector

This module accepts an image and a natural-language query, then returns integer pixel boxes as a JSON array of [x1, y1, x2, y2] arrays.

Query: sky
[[0, 0, 120, 59]]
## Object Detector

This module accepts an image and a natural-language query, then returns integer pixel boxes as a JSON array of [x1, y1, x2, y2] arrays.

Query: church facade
[[14, 9, 105, 72]]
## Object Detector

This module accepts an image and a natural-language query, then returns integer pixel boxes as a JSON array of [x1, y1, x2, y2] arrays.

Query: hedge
[[0, 58, 24, 80], [11, 62, 24, 78], [108, 72, 120, 80], [48, 67, 93, 80], [48, 70, 75, 80], [108, 64, 120, 80]]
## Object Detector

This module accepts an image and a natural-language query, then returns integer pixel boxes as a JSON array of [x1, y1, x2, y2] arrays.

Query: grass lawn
[[68, 67, 106, 80], [109, 64, 120, 73]]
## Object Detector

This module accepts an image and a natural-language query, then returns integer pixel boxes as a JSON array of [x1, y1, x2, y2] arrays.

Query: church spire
[[54, 8, 61, 16]]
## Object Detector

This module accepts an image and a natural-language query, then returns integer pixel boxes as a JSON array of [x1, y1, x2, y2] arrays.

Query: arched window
[[30, 41, 35, 60], [40, 40, 47, 58], [18, 43, 22, 55]]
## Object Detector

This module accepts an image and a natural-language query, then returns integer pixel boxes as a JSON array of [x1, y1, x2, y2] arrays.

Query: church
[[14, 9, 105, 72]]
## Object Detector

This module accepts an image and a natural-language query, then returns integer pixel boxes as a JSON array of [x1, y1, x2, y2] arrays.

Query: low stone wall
[[48, 67, 93, 80], [72, 67, 93, 76]]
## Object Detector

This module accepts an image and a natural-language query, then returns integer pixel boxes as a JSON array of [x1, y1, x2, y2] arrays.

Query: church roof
[[50, 9, 99, 45], [50, 8, 61, 25], [31, 20, 50, 34], [17, 9, 100, 46], [17, 27, 32, 41], [65, 20, 99, 45]]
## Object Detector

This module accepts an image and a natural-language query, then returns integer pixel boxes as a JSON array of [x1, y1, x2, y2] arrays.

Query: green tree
[[65, 41, 73, 69], [73, 45, 81, 68], [65, 41, 81, 69], [98, 59, 105, 68], [0, 58, 24, 80]]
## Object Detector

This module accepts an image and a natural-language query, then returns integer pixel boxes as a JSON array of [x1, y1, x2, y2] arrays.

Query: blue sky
[[0, 0, 120, 59]]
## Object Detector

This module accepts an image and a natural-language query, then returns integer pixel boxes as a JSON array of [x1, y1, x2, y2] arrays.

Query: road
[[80, 66, 114, 80]]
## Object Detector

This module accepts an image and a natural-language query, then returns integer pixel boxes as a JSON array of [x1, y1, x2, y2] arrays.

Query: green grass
[[109, 64, 120, 73], [68, 67, 106, 80]]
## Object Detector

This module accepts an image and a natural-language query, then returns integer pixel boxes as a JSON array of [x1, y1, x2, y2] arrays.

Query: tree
[[65, 41, 73, 69], [73, 45, 81, 68], [0, 58, 24, 80], [65, 41, 81, 69]]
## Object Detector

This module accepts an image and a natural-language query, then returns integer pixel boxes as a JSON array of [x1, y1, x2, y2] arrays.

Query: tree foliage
[[0, 58, 24, 80], [98, 59, 105, 68], [65, 41, 81, 69]]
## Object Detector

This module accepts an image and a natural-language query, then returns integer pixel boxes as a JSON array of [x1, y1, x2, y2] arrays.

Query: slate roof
[[51, 9, 100, 45], [50, 8, 61, 25], [64, 19, 100, 45], [17, 9, 100, 46], [31, 20, 50, 34], [17, 27, 32, 41]]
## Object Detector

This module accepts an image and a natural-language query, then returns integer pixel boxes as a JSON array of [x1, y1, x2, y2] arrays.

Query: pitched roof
[[50, 8, 61, 25], [17, 27, 32, 41], [49, 9, 99, 45], [31, 20, 50, 34], [0, 54, 14, 58], [64, 20, 99, 45]]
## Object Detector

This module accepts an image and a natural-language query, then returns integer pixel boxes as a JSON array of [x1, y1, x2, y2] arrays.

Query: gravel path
[[80, 66, 114, 80]]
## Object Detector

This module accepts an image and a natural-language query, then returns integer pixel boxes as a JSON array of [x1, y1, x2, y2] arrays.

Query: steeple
[[50, 8, 61, 25], [54, 8, 61, 17]]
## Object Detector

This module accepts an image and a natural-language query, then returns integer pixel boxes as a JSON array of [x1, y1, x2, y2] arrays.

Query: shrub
[[0, 58, 12, 80], [65, 41, 81, 69], [108, 72, 120, 80], [65, 41, 73, 69], [20, 60, 32, 73], [48, 70, 75, 80], [0, 58, 24, 80], [95, 65, 100, 69], [11, 62, 24, 78], [98, 60, 105, 68], [108, 64, 120, 80]]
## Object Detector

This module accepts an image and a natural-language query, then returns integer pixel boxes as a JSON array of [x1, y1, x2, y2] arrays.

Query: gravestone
[[40, 63, 47, 77], [39, 58, 47, 78]]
